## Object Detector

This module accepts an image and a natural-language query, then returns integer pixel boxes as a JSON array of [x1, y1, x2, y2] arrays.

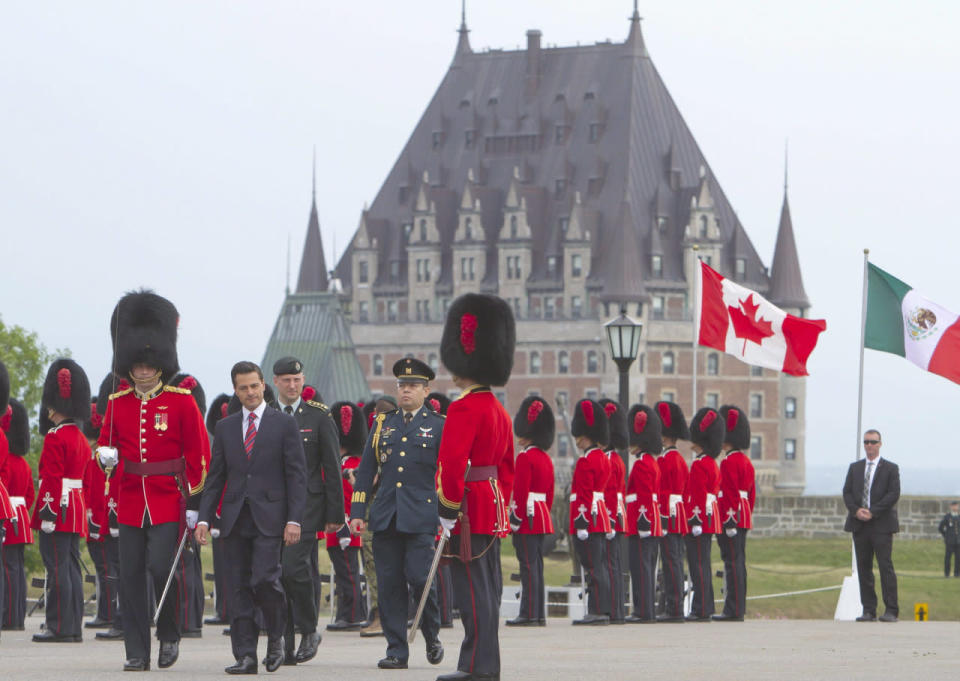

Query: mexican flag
[[865, 263, 960, 385], [697, 260, 827, 376]]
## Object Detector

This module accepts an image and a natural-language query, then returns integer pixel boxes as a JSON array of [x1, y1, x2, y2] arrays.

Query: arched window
[[373, 354, 383, 376], [558, 351, 569, 374], [587, 350, 599, 373], [699, 215, 709, 238], [510, 215, 518, 239], [530, 351, 541, 375], [662, 351, 675, 375], [707, 353, 719, 376], [420, 219, 427, 242]]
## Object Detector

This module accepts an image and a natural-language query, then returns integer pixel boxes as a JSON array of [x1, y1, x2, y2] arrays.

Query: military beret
[[273, 356, 303, 376], [393, 357, 435, 383]]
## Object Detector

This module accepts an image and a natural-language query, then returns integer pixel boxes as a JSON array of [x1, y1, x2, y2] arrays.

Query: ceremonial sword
[[154, 527, 190, 625]]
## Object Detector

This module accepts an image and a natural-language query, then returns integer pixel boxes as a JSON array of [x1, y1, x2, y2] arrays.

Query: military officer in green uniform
[[349, 358, 444, 670]]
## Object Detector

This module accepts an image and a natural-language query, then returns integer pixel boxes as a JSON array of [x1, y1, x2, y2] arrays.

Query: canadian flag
[[696, 260, 826, 376]]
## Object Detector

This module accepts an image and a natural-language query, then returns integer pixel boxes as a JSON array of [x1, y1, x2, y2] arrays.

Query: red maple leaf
[[728, 294, 774, 352]]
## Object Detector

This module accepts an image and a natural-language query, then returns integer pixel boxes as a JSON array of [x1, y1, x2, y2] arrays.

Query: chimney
[[526, 29, 541, 94]]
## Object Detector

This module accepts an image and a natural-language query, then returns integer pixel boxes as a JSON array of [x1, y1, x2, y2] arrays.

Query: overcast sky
[[3, 1, 959, 488]]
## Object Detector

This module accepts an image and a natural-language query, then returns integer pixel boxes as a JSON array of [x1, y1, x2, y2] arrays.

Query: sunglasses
[[863, 439, 880, 445]]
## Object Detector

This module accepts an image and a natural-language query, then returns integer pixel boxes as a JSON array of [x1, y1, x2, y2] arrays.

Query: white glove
[[439, 517, 457, 539], [725, 527, 738, 537], [576, 529, 589, 541], [510, 522, 521, 533], [691, 525, 703, 537], [339, 535, 351, 549], [41, 520, 56, 534], [97, 446, 119, 469], [210, 527, 221, 539], [605, 531, 616, 540], [109, 527, 119, 538], [638, 531, 652, 539], [185, 510, 199, 530], [89, 531, 100, 540]]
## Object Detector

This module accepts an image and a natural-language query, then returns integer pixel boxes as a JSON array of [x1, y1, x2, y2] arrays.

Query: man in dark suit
[[842, 429, 900, 622], [197, 361, 307, 674], [270, 357, 344, 665]]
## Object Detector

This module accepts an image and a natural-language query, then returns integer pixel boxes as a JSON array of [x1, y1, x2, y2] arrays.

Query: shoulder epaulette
[[305, 399, 329, 412], [163, 385, 192, 395], [109, 388, 134, 400]]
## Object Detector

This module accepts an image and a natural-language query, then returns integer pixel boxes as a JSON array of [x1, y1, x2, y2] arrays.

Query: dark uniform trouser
[[281, 534, 319, 652], [512, 533, 545, 621], [944, 542, 960, 577], [659, 532, 685, 617], [436, 561, 454, 625], [329, 545, 366, 624], [605, 535, 625, 621], [683, 532, 715, 618], [449, 534, 501, 675], [310, 540, 321, 614], [3, 543, 28, 629], [373, 522, 440, 662], [853, 529, 898, 617], [119, 521, 181, 660], [39, 532, 83, 637], [627, 535, 658, 620], [87, 539, 117, 624], [361, 526, 378, 616], [574, 533, 610, 616], [212, 536, 228, 620], [716, 529, 747, 617], [177, 535, 204, 632]]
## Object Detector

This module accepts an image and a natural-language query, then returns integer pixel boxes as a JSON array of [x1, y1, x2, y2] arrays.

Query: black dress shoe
[[123, 658, 150, 671], [610, 618, 626, 625], [96, 627, 125, 640], [685, 615, 712, 622], [263, 637, 284, 672], [712, 613, 744, 622], [226, 655, 258, 674], [326, 619, 362, 632], [295, 631, 321, 663], [32, 631, 81, 642], [656, 615, 685, 623], [505, 617, 539, 627], [204, 615, 227, 625], [625, 614, 655, 623], [572, 613, 609, 625], [426, 638, 444, 665], [182, 629, 202, 638], [378, 655, 408, 669], [440, 621, 454, 629], [436, 672, 500, 681], [85, 617, 113, 629], [158, 640, 179, 668], [223, 627, 232, 636], [878, 612, 898, 622], [855, 613, 877, 622], [282, 650, 297, 666]]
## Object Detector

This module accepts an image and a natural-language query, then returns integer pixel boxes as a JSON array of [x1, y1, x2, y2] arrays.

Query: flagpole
[[855, 248, 869, 463], [691, 247, 699, 413]]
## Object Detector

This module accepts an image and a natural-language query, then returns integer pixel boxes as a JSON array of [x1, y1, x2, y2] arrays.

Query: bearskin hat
[[513, 396, 555, 450], [111, 289, 180, 383], [206, 393, 231, 435], [1, 398, 30, 456], [440, 293, 515, 386], [0, 359, 9, 412], [227, 385, 276, 415], [82, 398, 104, 441], [570, 398, 609, 447], [331, 401, 368, 456], [689, 407, 725, 458], [41, 359, 91, 426], [654, 401, 690, 441], [169, 372, 206, 416], [362, 400, 377, 430], [599, 399, 628, 450], [94, 372, 130, 416], [719, 404, 750, 450], [302, 385, 320, 402], [627, 404, 662, 455], [427, 392, 451, 416]]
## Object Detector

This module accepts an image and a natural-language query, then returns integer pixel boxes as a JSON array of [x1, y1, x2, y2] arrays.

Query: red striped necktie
[[244, 412, 258, 458]]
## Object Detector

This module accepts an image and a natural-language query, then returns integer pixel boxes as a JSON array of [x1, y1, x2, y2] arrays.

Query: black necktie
[[284, 405, 293, 415], [404, 412, 413, 425]]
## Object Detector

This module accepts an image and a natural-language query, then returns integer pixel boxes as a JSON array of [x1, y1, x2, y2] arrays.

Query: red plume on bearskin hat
[[440, 294, 515, 386], [1, 398, 30, 456], [40, 358, 91, 434], [426, 392, 451, 416], [689, 407, 725, 458], [719, 404, 750, 450], [110, 289, 180, 384], [513, 395, 555, 450], [571, 398, 609, 447], [654, 401, 690, 441], [206, 393, 231, 436], [331, 401, 367, 456], [0, 359, 9, 412], [599, 399, 628, 450], [627, 404, 662, 455], [82, 398, 103, 441]]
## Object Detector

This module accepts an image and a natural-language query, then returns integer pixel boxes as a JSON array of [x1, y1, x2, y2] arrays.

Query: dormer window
[[547, 256, 558, 276], [389, 261, 400, 278], [402, 223, 412, 241], [358, 260, 369, 284], [571, 254, 582, 278], [399, 185, 409, 203], [735, 258, 746, 280], [419, 219, 427, 242], [559, 217, 569, 233], [465, 129, 476, 149], [464, 217, 472, 240], [554, 178, 567, 199], [510, 215, 518, 239], [554, 125, 567, 144], [588, 122, 601, 143], [432, 131, 443, 149], [651, 255, 662, 278], [699, 215, 709, 238], [584, 91, 595, 101], [657, 216, 668, 230]]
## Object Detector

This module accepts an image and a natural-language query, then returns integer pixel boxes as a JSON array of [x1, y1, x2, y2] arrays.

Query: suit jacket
[[843, 457, 900, 534], [199, 406, 307, 538], [272, 398, 343, 533]]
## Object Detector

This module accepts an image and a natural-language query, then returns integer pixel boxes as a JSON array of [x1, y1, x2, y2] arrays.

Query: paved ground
[[1, 615, 958, 680]]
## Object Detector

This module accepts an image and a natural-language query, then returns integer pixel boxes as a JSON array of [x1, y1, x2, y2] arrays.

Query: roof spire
[[769, 169, 809, 310], [312, 144, 317, 202], [784, 138, 789, 192], [454, 0, 472, 58], [296, 158, 329, 294], [625, 0, 647, 56]]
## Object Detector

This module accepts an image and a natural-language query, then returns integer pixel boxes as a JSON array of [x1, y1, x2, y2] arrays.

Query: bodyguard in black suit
[[349, 358, 444, 670], [271, 356, 344, 665], [197, 361, 307, 674], [842, 429, 900, 622]]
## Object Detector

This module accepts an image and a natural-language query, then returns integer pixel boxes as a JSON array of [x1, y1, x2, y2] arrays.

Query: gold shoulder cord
[[372, 412, 387, 475]]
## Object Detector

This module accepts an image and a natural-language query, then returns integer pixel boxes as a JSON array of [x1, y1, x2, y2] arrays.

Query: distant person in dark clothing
[[938, 501, 960, 577]]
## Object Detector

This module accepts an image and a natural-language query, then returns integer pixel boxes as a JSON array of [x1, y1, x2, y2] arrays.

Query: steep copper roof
[[295, 191, 329, 293], [768, 191, 809, 309]]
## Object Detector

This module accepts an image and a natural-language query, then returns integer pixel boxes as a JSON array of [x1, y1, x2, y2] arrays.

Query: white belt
[[10, 496, 26, 508], [668, 493, 683, 516], [739, 490, 749, 500], [652, 493, 658, 502], [527, 492, 547, 516], [592, 491, 605, 503], [706, 493, 717, 512], [569, 493, 577, 502], [61, 478, 83, 506], [625, 493, 637, 503]]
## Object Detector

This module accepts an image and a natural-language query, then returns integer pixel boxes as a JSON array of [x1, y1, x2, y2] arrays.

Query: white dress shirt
[[241, 400, 268, 439]]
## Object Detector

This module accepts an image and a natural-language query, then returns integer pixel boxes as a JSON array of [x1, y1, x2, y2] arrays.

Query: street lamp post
[[604, 306, 643, 484]]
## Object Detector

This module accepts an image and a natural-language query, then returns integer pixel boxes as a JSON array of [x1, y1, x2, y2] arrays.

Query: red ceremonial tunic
[[603, 450, 627, 532], [437, 387, 514, 537], [326, 455, 361, 549], [658, 447, 689, 535], [511, 446, 554, 535], [569, 447, 612, 535], [684, 455, 721, 534], [82, 451, 108, 541], [3, 454, 36, 544], [31, 422, 89, 535], [0, 433, 16, 533], [718, 450, 756, 529], [97, 385, 209, 527], [625, 452, 662, 538]]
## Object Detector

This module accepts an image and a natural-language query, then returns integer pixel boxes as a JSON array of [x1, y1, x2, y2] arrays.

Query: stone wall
[[752, 496, 952, 540]]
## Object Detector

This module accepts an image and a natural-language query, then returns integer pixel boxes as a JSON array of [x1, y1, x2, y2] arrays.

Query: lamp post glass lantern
[[604, 306, 642, 484]]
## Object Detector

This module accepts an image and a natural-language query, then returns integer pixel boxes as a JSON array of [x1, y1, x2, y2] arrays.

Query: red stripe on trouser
[[3, 559, 11, 626], [636, 541, 645, 613], [606, 539, 616, 616], [697, 538, 706, 614], [666, 538, 680, 611], [102, 549, 113, 620], [522, 535, 532, 619], [53, 538, 62, 631], [730, 535, 740, 616], [467, 557, 478, 673]]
